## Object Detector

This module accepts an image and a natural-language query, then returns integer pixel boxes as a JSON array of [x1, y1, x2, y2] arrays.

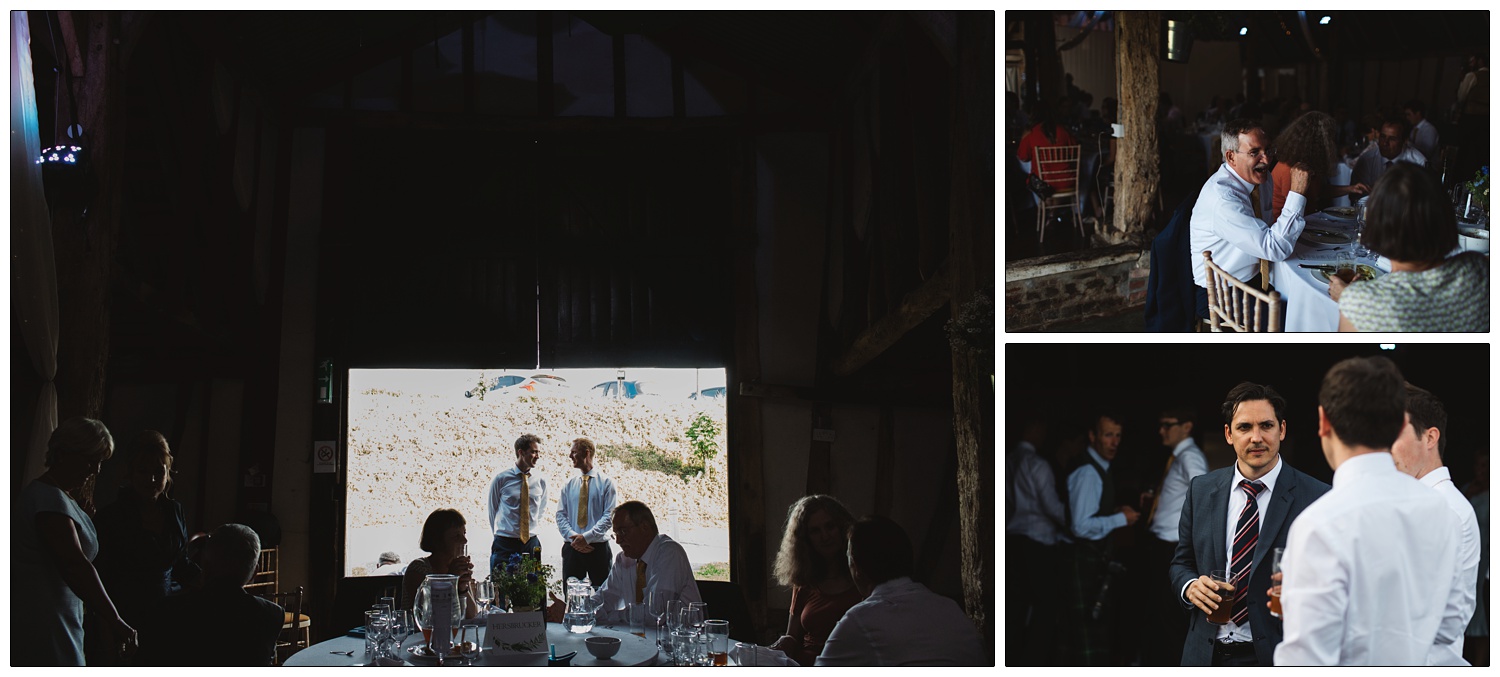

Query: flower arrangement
[[492, 552, 555, 611], [1466, 166, 1490, 214]]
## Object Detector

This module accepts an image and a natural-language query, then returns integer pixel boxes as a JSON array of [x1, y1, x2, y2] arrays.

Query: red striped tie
[[1230, 480, 1265, 626]]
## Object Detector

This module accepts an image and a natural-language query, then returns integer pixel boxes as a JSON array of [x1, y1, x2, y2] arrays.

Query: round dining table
[[283, 621, 659, 667]]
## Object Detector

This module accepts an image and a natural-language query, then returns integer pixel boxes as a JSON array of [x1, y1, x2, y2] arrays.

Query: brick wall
[[1004, 244, 1151, 331]]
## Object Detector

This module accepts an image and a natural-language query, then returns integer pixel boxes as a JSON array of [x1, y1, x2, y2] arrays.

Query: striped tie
[[1230, 479, 1265, 626]]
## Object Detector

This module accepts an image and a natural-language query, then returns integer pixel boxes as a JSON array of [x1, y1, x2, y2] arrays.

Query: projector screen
[[344, 368, 729, 583]]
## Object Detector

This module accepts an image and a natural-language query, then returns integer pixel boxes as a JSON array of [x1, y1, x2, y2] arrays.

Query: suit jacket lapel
[[1207, 470, 1233, 572], [1253, 464, 1298, 576]]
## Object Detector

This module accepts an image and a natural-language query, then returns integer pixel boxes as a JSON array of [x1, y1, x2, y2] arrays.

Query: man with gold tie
[[546, 500, 701, 625], [486, 433, 548, 575], [1189, 119, 1311, 323], [555, 437, 617, 587]]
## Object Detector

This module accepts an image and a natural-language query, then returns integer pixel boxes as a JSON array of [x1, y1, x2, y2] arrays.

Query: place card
[[487, 611, 547, 656]]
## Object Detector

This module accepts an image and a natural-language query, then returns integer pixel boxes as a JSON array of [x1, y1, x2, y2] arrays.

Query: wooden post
[[1109, 10, 1161, 244]]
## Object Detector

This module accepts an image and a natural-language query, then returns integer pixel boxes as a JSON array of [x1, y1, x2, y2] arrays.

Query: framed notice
[[313, 440, 337, 474], [486, 611, 546, 655]]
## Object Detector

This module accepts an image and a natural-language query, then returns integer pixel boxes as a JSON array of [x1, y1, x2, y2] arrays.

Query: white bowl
[[585, 636, 621, 659], [1459, 228, 1489, 254]]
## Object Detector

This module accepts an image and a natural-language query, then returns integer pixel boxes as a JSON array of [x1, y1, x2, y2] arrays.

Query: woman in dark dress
[[769, 495, 864, 665], [93, 431, 200, 661]]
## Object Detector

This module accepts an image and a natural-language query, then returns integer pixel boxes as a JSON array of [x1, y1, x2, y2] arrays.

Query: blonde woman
[[15, 418, 137, 665], [769, 495, 863, 665]]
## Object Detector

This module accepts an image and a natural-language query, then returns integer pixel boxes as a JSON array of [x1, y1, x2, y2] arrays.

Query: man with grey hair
[[1189, 118, 1311, 321], [139, 524, 284, 666]]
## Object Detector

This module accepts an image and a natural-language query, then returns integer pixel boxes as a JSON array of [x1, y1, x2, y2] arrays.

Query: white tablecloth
[[283, 621, 658, 667], [1272, 211, 1390, 332]]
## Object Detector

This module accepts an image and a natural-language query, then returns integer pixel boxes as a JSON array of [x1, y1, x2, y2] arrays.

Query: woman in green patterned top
[[1328, 163, 1488, 331]]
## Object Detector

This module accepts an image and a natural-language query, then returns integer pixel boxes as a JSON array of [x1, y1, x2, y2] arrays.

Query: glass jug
[[414, 574, 465, 660], [563, 577, 598, 633]]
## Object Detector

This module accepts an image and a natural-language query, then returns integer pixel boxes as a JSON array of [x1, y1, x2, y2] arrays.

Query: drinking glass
[[704, 619, 730, 666], [734, 642, 758, 667], [1354, 202, 1369, 256], [1270, 547, 1285, 620], [682, 602, 707, 635], [1334, 250, 1357, 284], [651, 591, 680, 657], [365, 610, 391, 660], [366, 606, 390, 655], [671, 629, 699, 666], [628, 602, 650, 638], [693, 633, 713, 666], [1207, 569, 1234, 625], [390, 609, 415, 654], [380, 597, 396, 618], [458, 622, 483, 664]]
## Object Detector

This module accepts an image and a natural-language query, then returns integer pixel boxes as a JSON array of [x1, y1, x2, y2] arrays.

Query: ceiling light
[[1319, 16, 1331, 25], [1239, 27, 1249, 36]]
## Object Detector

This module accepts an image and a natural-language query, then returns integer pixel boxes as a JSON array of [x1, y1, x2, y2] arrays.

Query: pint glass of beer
[[1207, 569, 1235, 625], [1269, 548, 1284, 620]]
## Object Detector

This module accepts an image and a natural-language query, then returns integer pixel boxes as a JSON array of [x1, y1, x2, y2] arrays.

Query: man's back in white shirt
[[1422, 466, 1482, 665], [815, 577, 982, 666], [1274, 452, 1460, 666]]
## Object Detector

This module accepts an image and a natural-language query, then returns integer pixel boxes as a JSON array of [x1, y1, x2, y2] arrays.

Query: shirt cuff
[[1180, 579, 1194, 604], [1282, 190, 1308, 216]]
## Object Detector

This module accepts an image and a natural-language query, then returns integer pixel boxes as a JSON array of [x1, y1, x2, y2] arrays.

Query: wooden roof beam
[[829, 260, 950, 377]]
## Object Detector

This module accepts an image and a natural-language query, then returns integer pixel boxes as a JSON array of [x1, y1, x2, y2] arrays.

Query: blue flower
[[527, 573, 538, 583]]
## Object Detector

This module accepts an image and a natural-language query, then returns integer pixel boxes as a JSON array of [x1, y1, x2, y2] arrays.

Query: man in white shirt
[[1064, 413, 1139, 665], [1404, 99, 1441, 162], [554, 437, 617, 588], [1390, 384, 1479, 666], [1005, 418, 1068, 665], [1142, 407, 1208, 665], [816, 516, 981, 665], [547, 500, 701, 625], [1351, 119, 1428, 188], [1189, 119, 1311, 320], [485, 434, 549, 574], [1169, 383, 1330, 666], [1273, 357, 1461, 666]]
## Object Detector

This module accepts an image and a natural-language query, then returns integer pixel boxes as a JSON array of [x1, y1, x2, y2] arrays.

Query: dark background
[[1005, 342, 1491, 498]]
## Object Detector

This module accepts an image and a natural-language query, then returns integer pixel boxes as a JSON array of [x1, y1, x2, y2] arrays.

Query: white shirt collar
[[639, 532, 667, 566], [1171, 436, 1198, 457], [1231, 452, 1283, 493], [1333, 451, 1398, 488], [1220, 162, 1256, 196], [1419, 465, 1453, 488], [1086, 446, 1111, 471]]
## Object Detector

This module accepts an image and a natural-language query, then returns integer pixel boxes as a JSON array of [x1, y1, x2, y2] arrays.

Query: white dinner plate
[[1300, 228, 1353, 245], [1313, 264, 1383, 284], [1320, 206, 1357, 220]]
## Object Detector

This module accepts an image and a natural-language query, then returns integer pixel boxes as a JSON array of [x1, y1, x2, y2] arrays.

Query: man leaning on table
[[546, 500, 701, 625], [1190, 119, 1311, 321], [1272, 357, 1460, 666]]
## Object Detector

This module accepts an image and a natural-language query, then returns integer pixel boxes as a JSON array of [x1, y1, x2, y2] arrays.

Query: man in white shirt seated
[[816, 516, 982, 666], [1351, 118, 1427, 188], [546, 500, 701, 625], [1273, 357, 1461, 666], [1189, 119, 1311, 322], [1390, 384, 1480, 666], [1404, 100, 1441, 162]]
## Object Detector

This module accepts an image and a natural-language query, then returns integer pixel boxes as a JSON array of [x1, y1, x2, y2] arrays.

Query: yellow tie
[[1250, 185, 1263, 220], [635, 560, 647, 603], [578, 475, 590, 530], [519, 472, 531, 542], [1145, 454, 1176, 526]]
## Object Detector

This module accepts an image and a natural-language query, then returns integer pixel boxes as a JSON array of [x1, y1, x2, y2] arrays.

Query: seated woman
[[768, 495, 863, 666], [1268, 111, 1370, 221], [94, 430, 201, 663], [1328, 162, 1489, 331], [400, 509, 479, 618]]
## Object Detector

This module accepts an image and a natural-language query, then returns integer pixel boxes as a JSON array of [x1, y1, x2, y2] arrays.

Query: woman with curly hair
[[1269, 111, 1370, 221], [769, 495, 863, 665]]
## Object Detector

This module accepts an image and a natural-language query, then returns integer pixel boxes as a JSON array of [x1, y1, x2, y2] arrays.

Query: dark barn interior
[[11, 10, 996, 663]]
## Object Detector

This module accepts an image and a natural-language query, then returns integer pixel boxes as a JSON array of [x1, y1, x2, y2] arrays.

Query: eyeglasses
[[1158, 421, 1183, 429], [1233, 147, 1270, 159]]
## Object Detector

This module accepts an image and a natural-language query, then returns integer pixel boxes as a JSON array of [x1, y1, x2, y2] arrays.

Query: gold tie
[[635, 560, 647, 603], [578, 475, 590, 529], [1145, 454, 1176, 526], [519, 472, 531, 542], [1250, 185, 1263, 220]]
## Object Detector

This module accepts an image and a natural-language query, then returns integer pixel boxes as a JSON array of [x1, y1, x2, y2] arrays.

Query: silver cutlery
[[330, 650, 356, 656]]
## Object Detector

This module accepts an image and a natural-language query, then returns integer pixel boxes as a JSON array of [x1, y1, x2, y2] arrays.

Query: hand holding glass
[[1269, 547, 1284, 619], [1206, 569, 1235, 625]]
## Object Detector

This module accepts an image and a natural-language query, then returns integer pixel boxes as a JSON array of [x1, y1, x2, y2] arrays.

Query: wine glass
[[1354, 202, 1369, 257], [650, 592, 679, 650], [389, 610, 414, 657], [458, 622, 483, 664]]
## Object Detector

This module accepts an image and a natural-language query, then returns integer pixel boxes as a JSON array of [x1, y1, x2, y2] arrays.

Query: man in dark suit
[[1168, 383, 1331, 666]]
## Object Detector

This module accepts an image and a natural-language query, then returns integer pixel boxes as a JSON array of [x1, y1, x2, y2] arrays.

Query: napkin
[[347, 626, 367, 638], [729, 644, 799, 667]]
